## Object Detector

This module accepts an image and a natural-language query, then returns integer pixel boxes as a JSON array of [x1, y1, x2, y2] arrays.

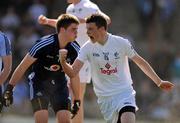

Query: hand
[[3, 84, 14, 107], [59, 49, 68, 63], [38, 14, 48, 25], [71, 100, 81, 119], [158, 80, 174, 91]]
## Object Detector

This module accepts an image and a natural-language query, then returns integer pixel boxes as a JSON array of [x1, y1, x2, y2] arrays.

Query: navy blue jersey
[[28, 33, 80, 86]]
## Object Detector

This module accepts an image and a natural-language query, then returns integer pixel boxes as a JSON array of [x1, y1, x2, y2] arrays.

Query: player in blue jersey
[[0, 31, 12, 112], [3, 14, 81, 123]]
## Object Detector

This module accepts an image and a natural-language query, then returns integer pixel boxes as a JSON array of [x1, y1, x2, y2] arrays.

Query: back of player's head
[[86, 14, 107, 30], [56, 14, 79, 33]]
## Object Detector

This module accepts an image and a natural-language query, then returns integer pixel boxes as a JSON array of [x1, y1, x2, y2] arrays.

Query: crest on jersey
[[114, 52, 120, 59], [103, 52, 109, 60], [50, 64, 60, 71]]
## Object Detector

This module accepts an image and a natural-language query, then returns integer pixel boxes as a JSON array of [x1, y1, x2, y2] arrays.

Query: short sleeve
[[124, 40, 137, 58], [77, 43, 90, 63], [28, 39, 44, 58], [67, 41, 80, 64], [0, 33, 12, 56]]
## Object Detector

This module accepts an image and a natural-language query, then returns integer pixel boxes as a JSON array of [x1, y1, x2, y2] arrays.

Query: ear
[[60, 27, 66, 33], [99, 26, 105, 31]]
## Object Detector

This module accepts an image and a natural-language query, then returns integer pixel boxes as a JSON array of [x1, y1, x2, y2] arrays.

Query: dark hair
[[56, 14, 79, 33], [86, 14, 107, 30]]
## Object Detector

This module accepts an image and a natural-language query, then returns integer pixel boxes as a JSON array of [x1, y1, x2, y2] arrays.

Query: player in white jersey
[[59, 14, 174, 123], [0, 31, 12, 112], [38, 0, 110, 122]]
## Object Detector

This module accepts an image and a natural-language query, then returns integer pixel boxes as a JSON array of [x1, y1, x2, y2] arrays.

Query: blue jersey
[[28, 33, 80, 92], [0, 31, 12, 70]]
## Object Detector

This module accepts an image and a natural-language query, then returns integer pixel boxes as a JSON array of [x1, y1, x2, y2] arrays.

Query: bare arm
[[38, 15, 57, 27], [70, 74, 80, 100], [131, 54, 174, 91], [59, 49, 84, 78], [0, 55, 12, 85], [9, 54, 37, 86]]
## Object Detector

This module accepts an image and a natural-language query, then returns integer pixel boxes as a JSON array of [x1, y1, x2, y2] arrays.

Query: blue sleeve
[[0, 33, 12, 56], [28, 39, 44, 58], [67, 41, 80, 64]]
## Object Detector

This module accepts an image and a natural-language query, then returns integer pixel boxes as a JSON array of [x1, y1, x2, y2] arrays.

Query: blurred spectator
[[150, 44, 173, 79], [28, 0, 47, 22], [157, 0, 176, 42], [170, 51, 180, 118], [136, 0, 157, 53], [0, 7, 20, 30], [16, 25, 39, 59]]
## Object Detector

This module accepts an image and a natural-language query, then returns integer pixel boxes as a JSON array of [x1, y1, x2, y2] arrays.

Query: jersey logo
[[44, 64, 60, 71], [103, 52, 109, 60], [36, 92, 43, 96], [114, 52, 120, 59], [46, 55, 54, 59], [100, 63, 117, 75], [93, 53, 100, 57]]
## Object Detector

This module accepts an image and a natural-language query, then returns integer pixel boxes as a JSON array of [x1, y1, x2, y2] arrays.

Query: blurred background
[[0, 0, 180, 122]]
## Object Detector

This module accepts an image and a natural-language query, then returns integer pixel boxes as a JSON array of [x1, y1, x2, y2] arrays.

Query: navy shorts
[[29, 79, 71, 114]]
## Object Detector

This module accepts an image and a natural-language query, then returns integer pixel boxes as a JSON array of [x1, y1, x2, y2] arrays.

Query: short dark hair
[[56, 14, 79, 33], [86, 14, 107, 30]]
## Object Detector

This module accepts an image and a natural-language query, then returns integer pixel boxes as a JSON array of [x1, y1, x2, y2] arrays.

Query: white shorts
[[79, 61, 91, 83], [97, 88, 138, 123]]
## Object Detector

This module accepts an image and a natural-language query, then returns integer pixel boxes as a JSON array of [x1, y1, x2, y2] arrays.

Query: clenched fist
[[38, 15, 48, 25], [59, 49, 68, 63], [3, 84, 14, 107]]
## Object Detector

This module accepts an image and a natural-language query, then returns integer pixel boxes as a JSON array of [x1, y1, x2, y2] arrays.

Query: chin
[[90, 39, 96, 43]]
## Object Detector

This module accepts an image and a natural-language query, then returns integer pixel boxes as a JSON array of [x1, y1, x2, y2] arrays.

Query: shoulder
[[84, 0, 99, 10], [110, 34, 129, 44], [29, 34, 55, 54], [0, 32, 11, 47], [71, 41, 80, 49], [34, 34, 55, 47], [66, 4, 74, 11], [81, 40, 92, 50], [0, 32, 9, 43]]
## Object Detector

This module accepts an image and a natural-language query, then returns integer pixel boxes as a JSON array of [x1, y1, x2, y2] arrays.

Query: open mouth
[[89, 36, 94, 40]]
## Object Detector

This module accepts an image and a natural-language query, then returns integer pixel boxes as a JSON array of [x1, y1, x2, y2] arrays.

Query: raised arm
[[38, 15, 57, 27], [59, 49, 83, 78], [131, 54, 174, 91], [0, 55, 12, 85]]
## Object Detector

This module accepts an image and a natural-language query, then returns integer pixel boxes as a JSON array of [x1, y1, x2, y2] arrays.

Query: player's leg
[[72, 62, 91, 123], [51, 86, 71, 123], [31, 97, 49, 123], [34, 110, 49, 123], [29, 79, 49, 123], [56, 110, 71, 123], [117, 106, 136, 123]]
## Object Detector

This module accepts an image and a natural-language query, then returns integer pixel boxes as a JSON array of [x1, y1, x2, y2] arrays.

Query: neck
[[98, 33, 108, 45], [58, 34, 69, 49], [73, 0, 81, 4]]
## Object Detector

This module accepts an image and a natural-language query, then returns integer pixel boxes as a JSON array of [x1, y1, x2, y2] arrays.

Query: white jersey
[[66, 0, 101, 46], [77, 33, 137, 97]]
